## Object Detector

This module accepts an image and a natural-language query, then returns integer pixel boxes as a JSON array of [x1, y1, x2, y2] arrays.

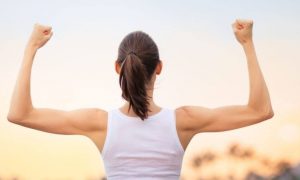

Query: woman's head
[[115, 31, 162, 120]]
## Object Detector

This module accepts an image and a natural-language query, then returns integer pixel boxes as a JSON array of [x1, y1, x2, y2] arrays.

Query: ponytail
[[117, 31, 160, 121], [119, 53, 151, 120]]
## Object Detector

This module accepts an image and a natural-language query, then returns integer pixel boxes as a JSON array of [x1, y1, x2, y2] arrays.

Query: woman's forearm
[[243, 41, 274, 116], [8, 46, 37, 120], [8, 24, 52, 121]]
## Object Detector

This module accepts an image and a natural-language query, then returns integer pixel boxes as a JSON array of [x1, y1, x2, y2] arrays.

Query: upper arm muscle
[[176, 105, 272, 134], [9, 108, 107, 136]]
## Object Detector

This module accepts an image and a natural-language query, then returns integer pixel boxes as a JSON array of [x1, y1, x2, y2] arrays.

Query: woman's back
[[102, 107, 184, 179]]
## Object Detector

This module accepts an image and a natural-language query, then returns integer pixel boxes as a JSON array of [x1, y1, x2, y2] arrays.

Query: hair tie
[[127, 51, 137, 56], [121, 51, 137, 67]]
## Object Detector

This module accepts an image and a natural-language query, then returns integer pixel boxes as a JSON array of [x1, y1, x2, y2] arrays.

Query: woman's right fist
[[27, 23, 53, 49], [232, 19, 253, 45]]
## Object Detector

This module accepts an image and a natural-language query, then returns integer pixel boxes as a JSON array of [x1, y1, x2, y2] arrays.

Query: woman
[[7, 19, 274, 179]]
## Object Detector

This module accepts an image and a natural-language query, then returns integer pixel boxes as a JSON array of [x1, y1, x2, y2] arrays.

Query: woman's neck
[[120, 85, 162, 117]]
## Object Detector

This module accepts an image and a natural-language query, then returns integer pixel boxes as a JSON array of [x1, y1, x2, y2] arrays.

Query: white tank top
[[101, 107, 185, 180]]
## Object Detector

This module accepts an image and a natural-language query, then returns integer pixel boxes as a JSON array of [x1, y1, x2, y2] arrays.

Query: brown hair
[[116, 31, 161, 120]]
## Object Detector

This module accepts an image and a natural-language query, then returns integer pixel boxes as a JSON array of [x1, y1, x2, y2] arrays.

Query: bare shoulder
[[175, 105, 213, 132], [82, 108, 108, 151], [69, 107, 108, 135], [174, 105, 214, 150], [85, 108, 108, 131]]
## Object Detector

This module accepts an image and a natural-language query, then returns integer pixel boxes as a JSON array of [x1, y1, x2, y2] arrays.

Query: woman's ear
[[115, 61, 121, 74], [156, 60, 163, 75]]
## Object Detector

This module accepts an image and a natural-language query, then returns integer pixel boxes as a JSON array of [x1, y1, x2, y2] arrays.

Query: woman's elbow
[[7, 106, 34, 123], [7, 113, 22, 123], [260, 109, 274, 121], [7, 111, 28, 123]]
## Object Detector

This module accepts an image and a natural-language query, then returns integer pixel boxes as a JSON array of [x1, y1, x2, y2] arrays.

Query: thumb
[[43, 27, 52, 35], [45, 31, 53, 40]]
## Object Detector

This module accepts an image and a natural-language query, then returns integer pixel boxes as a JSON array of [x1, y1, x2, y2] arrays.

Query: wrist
[[25, 43, 38, 54], [242, 40, 254, 49]]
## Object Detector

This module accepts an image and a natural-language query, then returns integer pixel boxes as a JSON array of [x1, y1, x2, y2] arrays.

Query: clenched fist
[[232, 19, 253, 45], [27, 23, 53, 49]]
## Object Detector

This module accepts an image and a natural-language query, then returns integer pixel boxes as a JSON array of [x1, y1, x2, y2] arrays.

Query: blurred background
[[0, 0, 299, 179]]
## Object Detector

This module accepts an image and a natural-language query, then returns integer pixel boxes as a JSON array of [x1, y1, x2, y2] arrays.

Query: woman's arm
[[7, 24, 107, 136], [176, 19, 274, 134]]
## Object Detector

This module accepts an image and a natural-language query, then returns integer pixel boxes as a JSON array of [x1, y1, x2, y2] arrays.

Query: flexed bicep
[[176, 105, 272, 134], [8, 108, 107, 135]]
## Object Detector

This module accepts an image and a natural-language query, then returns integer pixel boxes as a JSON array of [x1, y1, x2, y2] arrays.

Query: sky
[[0, 0, 300, 179]]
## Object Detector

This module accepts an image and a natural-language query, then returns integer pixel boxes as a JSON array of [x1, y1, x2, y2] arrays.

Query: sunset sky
[[0, 0, 299, 179]]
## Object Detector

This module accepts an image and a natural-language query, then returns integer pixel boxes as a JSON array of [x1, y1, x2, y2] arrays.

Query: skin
[[7, 19, 274, 152]]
